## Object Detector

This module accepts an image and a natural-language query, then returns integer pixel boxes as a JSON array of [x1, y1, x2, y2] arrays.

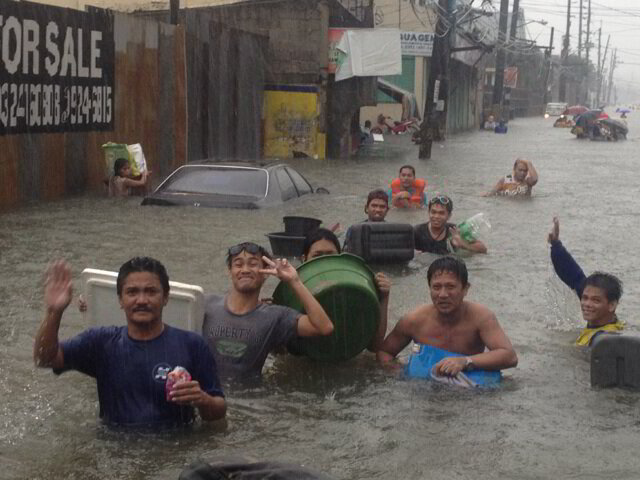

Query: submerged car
[[141, 162, 327, 208]]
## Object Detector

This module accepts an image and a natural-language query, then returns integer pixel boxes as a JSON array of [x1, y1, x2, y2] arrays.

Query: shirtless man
[[484, 159, 538, 197], [377, 256, 517, 376]]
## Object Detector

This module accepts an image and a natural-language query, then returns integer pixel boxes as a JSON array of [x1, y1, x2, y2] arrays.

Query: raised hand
[[259, 256, 300, 284], [44, 260, 73, 313], [547, 217, 560, 244]]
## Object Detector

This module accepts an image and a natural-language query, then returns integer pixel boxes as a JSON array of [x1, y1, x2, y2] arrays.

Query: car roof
[[185, 160, 287, 171]]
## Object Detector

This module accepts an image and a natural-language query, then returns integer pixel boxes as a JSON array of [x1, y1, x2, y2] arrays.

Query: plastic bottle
[[458, 213, 491, 243]]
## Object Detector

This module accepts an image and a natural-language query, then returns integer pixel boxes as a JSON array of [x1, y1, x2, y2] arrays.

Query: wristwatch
[[464, 357, 474, 371]]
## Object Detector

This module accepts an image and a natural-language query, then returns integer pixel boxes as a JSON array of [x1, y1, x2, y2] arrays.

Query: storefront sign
[[504, 66, 518, 89], [0, 0, 115, 135], [401, 31, 434, 57]]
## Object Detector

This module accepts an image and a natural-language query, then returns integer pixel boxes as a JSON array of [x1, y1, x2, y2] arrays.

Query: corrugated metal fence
[[0, 3, 186, 210]]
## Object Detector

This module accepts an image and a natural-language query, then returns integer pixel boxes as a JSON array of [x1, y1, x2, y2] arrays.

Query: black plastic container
[[266, 232, 306, 257], [283, 216, 322, 236], [345, 223, 415, 264]]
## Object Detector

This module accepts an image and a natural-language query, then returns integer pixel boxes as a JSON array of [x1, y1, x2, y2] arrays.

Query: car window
[[275, 168, 297, 201], [286, 167, 312, 196], [161, 167, 267, 197]]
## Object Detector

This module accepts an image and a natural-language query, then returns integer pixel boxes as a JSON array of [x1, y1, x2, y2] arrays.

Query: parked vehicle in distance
[[141, 162, 328, 209], [544, 102, 568, 117]]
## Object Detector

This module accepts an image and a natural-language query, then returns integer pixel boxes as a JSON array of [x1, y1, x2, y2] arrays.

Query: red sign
[[504, 67, 518, 89]]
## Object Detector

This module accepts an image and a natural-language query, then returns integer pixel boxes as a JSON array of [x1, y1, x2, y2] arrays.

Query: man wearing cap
[[414, 195, 487, 254], [202, 243, 334, 380]]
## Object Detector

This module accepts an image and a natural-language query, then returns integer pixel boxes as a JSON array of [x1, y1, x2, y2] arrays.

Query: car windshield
[[160, 167, 268, 197]]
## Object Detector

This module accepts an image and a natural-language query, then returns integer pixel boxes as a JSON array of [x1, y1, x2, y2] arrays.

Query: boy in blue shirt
[[34, 256, 226, 427]]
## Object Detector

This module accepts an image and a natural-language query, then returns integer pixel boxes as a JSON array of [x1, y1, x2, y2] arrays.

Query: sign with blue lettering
[[400, 31, 434, 57], [0, 0, 115, 135]]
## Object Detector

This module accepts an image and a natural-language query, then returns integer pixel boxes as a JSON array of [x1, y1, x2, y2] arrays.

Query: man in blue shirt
[[34, 257, 226, 427], [547, 217, 624, 346]]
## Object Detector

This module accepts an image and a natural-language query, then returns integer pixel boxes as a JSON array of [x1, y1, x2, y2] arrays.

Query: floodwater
[[2, 115, 640, 479]]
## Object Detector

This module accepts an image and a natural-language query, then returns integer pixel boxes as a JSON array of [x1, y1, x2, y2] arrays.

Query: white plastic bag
[[126, 143, 147, 175]]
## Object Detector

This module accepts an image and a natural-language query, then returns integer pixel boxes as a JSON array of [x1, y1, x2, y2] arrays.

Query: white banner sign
[[335, 29, 402, 82], [401, 31, 434, 57]]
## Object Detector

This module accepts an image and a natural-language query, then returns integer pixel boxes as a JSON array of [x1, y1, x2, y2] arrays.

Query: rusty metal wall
[[185, 19, 267, 161], [0, 9, 187, 211], [135, 7, 270, 162]]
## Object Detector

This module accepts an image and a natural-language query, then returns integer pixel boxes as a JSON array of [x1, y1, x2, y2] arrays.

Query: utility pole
[[607, 49, 617, 104], [491, 0, 510, 119], [508, 0, 520, 60], [417, 0, 451, 159], [558, 0, 571, 102], [584, 0, 591, 105], [576, 0, 583, 103], [597, 33, 610, 107], [596, 26, 601, 106], [578, 0, 583, 58], [505, 0, 520, 119], [543, 27, 555, 106]]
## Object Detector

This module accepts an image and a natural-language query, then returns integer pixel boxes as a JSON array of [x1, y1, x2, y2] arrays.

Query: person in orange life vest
[[388, 165, 427, 208]]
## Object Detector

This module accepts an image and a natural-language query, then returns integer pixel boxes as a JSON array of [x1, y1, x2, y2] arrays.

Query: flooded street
[[2, 115, 640, 479]]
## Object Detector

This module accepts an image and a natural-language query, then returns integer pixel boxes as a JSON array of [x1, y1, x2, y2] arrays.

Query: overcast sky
[[517, 0, 640, 102]]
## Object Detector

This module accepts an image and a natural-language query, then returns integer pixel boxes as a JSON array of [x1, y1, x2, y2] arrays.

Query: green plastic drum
[[272, 253, 380, 362]]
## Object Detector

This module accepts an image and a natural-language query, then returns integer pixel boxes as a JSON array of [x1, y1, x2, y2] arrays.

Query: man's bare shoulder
[[404, 304, 437, 323], [464, 301, 498, 323]]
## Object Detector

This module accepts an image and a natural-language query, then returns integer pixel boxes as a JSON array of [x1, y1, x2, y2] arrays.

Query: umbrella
[[616, 107, 631, 114], [563, 105, 588, 116], [575, 109, 601, 127]]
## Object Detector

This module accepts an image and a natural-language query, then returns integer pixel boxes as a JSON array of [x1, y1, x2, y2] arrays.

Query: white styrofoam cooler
[[81, 268, 204, 333]]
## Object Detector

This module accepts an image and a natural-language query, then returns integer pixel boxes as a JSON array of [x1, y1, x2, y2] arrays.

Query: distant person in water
[[34, 257, 226, 427], [378, 256, 517, 376], [343, 189, 389, 252], [483, 159, 537, 197], [413, 195, 487, 255], [483, 114, 497, 130], [361, 120, 374, 144], [109, 158, 149, 197], [388, 165, 427, 208], [547, 217, 624, 346], [302, 228, 391, 352]]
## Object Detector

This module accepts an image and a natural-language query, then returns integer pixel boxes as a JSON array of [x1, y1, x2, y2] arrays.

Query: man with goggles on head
[[202, 242, 334, 380], [414, 195, 487, 255]]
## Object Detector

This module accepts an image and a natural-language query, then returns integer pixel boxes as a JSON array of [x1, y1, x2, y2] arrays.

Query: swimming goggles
[[429, 195, 451, 206], [227, 242, 268, 257]]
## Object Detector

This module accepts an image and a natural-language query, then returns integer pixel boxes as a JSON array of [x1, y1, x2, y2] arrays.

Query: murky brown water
[[2, 115, 640, 479]]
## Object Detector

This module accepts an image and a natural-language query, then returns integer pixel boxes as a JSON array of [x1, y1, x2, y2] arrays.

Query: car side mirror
[[315, 187, 330, 194]]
